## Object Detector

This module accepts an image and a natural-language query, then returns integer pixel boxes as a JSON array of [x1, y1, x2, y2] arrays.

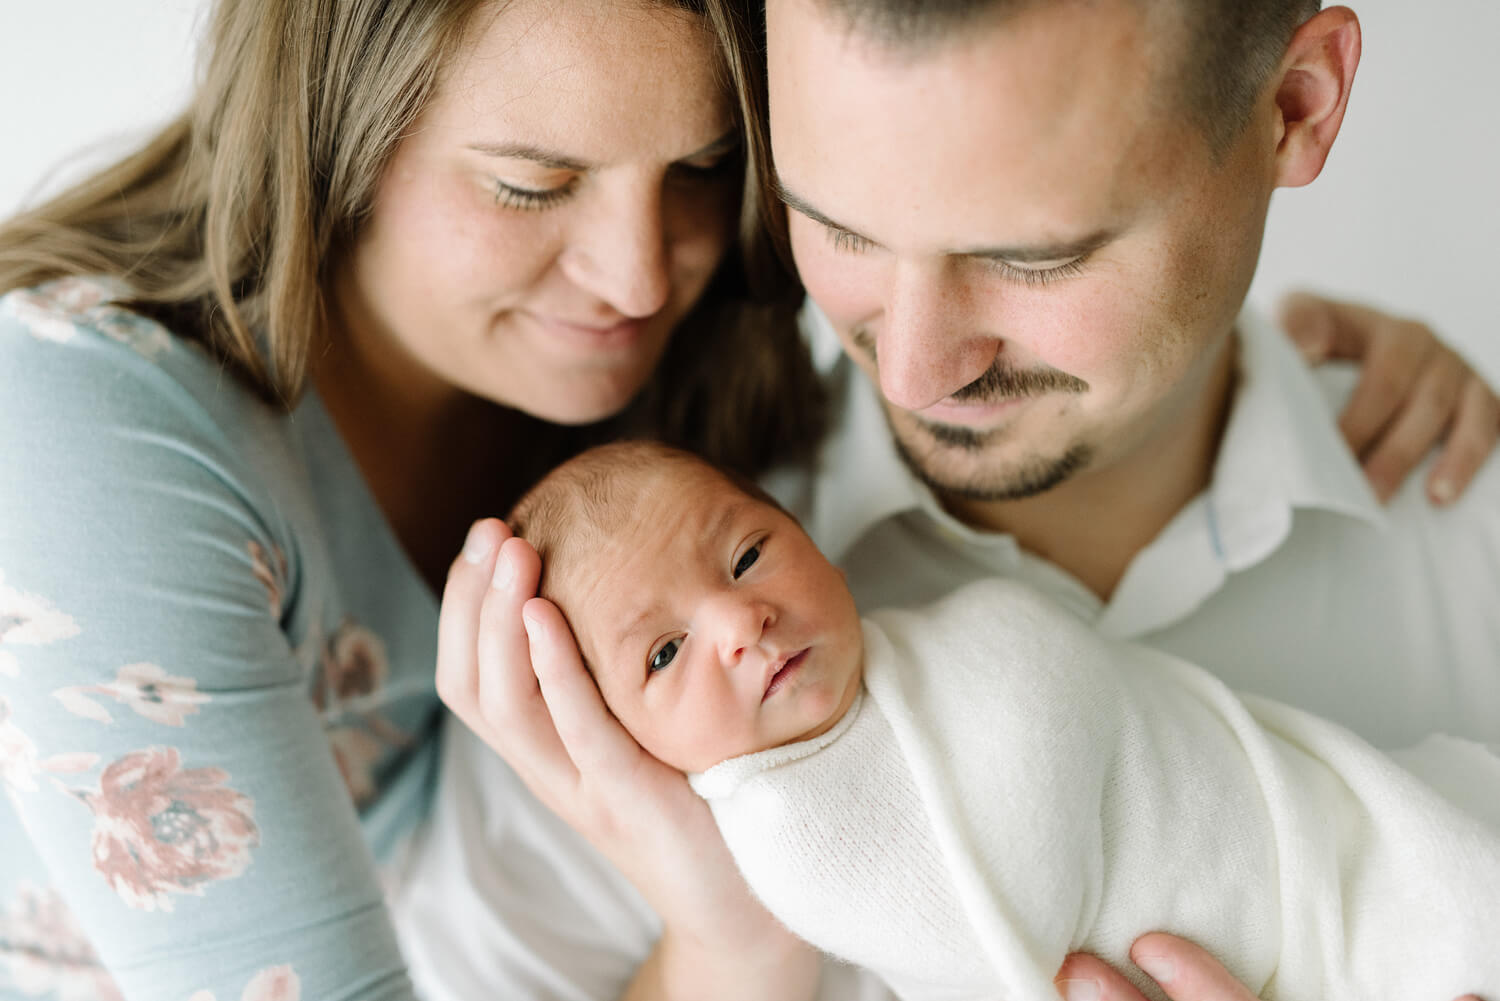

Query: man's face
[[571, 465, 864, 774], [767, 0, 1279, 500]]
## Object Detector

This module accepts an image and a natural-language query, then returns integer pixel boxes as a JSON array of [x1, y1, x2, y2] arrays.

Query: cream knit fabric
[[689, 580, 1500, 1001]]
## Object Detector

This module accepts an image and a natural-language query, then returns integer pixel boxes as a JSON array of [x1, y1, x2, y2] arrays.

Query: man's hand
[[1279, 291, 1500, 505], [1054, 932, 1486, 1001]]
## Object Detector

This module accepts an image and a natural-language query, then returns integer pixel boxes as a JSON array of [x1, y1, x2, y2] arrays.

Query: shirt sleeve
[[0, 289, 419, 1001]]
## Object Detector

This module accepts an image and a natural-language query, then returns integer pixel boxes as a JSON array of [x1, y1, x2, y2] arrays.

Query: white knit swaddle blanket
[[689, 579, 1500, 1001]]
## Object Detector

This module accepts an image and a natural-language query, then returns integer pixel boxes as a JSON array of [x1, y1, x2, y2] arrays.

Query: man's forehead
[[767, 0, 1185, 249]]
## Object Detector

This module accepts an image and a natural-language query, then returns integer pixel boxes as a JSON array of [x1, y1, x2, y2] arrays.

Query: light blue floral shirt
[[0, 278, 441, 1001]]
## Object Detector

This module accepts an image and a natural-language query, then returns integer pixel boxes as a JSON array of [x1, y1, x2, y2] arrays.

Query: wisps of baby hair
[[508, 439, 787, 618], [508, 440, 720, 608]]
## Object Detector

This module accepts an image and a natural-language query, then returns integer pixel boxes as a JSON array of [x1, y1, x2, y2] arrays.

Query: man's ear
[[1271, 5, 1361, 189]]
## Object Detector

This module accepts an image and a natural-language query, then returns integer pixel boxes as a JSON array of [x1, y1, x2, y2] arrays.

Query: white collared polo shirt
[[769, 303, 1500, 751]]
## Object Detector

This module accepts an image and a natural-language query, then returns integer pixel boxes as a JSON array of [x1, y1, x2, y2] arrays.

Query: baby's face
[[569, 466, 864, 773]]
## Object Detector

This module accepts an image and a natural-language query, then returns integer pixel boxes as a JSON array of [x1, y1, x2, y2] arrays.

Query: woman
[[0, 2, 1487, 1000], [0, 1, 817, 997]]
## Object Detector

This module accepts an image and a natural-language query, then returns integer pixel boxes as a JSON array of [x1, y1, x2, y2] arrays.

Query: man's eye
[[648, 639, 680, 674], [733, 543, 761, 579]]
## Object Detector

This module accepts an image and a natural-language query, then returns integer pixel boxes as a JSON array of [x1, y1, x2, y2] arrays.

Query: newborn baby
[[508, 440, 1500, 1001]]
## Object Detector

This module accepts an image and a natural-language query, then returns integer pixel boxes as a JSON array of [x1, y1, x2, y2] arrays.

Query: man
[[761, 0, 1498, 997], [409, 2, 1498, 1001]]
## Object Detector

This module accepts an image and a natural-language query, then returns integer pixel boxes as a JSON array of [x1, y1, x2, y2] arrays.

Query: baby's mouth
[[762, 648, 810, 701]]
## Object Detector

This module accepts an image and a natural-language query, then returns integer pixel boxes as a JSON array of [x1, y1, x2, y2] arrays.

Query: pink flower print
[[54, 663, 210, 727], [0, 697, 41, 794], [0, 277, 112, 345], [73, 748, 259, 911], [0, 571, 82, 677], [321, 622, 389, 706], [0, 883, 123, 1001], [185, 964, 301, 1001], [247, 542, 288, 619], [1, 276, 168, 357], [326, 727, 382, 807]]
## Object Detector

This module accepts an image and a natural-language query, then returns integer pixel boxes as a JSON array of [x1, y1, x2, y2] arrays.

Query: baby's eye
[[648, 639, 680, 674], [733, 543, 762, 579]]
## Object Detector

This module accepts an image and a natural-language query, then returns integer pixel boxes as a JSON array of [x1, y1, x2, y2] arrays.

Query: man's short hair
[[813, 0, 1322, 154]]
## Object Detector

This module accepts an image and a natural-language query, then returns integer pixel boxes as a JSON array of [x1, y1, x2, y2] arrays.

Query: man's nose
[[876, 261, 998, 411]]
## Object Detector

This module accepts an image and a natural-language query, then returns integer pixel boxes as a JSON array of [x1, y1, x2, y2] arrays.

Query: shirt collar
[[798, 300, 1386, 573], [1206, 307, 1386, 570]]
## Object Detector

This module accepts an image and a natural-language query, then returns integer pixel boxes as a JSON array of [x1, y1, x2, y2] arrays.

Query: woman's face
[[337, 0, 740, 425]]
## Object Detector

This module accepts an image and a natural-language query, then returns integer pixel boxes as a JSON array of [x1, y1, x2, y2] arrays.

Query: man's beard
[[852, 325, 1093, 501], [891, 412, 1094, 502]]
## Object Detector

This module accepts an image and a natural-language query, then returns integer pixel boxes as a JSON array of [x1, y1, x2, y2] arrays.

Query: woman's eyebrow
[[682, 128, 741, 162], [466, 128, 739, 172], [465, 141, 590, 171]]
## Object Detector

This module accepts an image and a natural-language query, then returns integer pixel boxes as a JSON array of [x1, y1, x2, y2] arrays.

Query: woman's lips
[[530, 312, 647, 351], [763, 648, 810, 701]]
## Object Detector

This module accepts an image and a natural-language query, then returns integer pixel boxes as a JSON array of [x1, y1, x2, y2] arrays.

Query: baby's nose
[[713, 597, 775, 667]]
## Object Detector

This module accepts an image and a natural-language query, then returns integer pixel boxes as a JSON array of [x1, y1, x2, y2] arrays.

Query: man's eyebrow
[[776, 179, 1116, 263], [468, 128, 741, 173], [775, 180, 878, 244]]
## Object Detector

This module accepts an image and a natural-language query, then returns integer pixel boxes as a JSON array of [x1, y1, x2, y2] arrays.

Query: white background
[[2, 1, 1495, 378]]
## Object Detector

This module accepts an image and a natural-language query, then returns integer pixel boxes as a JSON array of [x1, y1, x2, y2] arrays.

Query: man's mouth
[[763, 648, 810, 701]]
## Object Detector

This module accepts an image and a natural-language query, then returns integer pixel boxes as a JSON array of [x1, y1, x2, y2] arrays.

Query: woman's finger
[[471, 537, 581, 797], [1426, 376, 1500, 505], [435, 518, 509, 722], [522, 595, 647, 781], [1337, 319, 1434, 459], [1359, 348, 1466, 502]]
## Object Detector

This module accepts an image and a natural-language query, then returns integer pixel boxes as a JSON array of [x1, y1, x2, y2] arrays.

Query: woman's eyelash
[[827, 227, 872, 254], [494, 178, 576, 211]]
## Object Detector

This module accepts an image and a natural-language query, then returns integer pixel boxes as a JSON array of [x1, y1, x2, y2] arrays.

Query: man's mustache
[[851, 323, 1089, 404]]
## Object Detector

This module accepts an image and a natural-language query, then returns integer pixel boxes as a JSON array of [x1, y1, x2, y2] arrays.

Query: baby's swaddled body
[[690, 580, 1500, 1001]]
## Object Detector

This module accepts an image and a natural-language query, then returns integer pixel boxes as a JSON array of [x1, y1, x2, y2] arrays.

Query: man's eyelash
[[824, 223, 1087, 286], [494, 178, 576, 211], [984, 257, 1088, 287]]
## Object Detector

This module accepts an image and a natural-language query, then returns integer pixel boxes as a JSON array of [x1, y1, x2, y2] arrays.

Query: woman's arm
[[436, 525, 822, 1001], [0, 289, 419, 1000]]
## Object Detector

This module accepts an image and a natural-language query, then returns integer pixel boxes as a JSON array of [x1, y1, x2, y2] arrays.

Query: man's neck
[[943, 334, 1239, 602]]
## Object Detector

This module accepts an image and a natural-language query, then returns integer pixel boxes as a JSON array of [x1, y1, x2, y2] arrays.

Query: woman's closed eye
[[493, 176, 578, 211]]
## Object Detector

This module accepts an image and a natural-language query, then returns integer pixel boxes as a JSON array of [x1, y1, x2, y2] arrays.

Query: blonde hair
[[0, 0, 823, 477]]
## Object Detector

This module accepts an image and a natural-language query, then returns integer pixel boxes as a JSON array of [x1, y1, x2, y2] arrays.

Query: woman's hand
[[436, 520, 819, 1000], [1279, 291, 1500, 505], [1053, 933, 1486, 1001]]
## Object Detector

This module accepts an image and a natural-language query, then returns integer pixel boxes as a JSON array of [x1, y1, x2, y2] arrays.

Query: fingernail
[[1134, 953, 1175, 985], [463, 522, 493, 564], [1057, 978, 1101, 1001], [492, 549, 514, 589], [1430, 478, 1455, 505], [521, 609, 541, 636]]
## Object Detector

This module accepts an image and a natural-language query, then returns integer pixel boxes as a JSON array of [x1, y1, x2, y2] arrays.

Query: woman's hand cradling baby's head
[[436, 516, 817, 989]]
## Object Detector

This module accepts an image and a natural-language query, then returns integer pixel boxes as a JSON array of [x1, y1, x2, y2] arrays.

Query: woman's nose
[[562, 184, 672, 319]]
